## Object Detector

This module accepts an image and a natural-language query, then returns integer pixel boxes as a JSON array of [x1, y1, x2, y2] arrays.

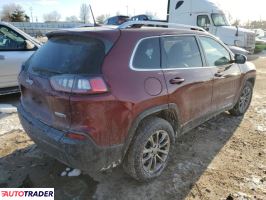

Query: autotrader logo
[[0, 188, 54, 200]]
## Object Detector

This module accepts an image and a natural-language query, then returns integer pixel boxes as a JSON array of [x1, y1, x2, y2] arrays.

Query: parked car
[[0, 22, 41, 95], [131, 15, 153, 21], [103, 15, 129, 25], [18, 21, 256, 182]]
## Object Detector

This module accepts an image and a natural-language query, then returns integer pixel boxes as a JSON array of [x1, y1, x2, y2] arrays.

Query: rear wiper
[[32, 67, 61, 75]]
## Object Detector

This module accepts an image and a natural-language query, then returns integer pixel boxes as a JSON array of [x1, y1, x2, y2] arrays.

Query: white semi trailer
[[167, 0, 256, 53]]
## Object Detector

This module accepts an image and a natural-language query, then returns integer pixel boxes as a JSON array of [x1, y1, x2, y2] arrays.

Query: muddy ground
[[0, 56, 265, 200]]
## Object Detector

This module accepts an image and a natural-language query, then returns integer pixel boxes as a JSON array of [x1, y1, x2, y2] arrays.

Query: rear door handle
[[0, 55, 5, 60], [169, 78, 185, 84]]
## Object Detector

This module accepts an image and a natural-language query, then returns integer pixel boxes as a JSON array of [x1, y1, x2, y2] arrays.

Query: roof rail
[[117, 20, 206, 32]]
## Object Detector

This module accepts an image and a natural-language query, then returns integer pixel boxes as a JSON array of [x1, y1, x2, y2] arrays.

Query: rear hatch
[[19, 29, 120, 131]]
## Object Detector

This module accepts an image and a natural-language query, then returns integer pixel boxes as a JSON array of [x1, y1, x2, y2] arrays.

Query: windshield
[[211, 14, 230, 26]]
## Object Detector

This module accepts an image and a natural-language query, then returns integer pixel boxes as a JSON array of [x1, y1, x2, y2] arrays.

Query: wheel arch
[[246, 77, 255, 87], [122, 103, 181, 159]]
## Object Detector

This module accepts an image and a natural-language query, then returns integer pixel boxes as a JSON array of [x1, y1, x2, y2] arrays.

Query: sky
[[0, 0, 266, 23]]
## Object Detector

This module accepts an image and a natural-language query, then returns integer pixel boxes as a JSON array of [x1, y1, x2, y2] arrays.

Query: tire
[[123, 117, 175, 182], [229, 81, 253, 116]]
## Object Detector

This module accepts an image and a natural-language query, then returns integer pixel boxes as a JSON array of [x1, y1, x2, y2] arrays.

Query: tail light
[[50, 75, 108, 94]]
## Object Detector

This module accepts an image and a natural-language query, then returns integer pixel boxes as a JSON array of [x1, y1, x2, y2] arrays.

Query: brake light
[[90, 77, 108, 93], [50, 75, 108, 94]]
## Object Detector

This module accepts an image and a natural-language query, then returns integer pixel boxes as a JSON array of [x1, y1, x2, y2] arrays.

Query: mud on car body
[[18, 22, 256, 181]]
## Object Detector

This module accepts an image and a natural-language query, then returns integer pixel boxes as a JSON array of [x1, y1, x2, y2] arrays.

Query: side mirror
[[25, 40, 35, 50], [234, 54, 247, 64], [204, 24, 210, 31]]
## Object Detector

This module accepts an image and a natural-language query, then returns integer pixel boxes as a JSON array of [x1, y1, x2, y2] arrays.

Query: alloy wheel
[[239, 86, 252, 113], [142, 130, 170, 174]]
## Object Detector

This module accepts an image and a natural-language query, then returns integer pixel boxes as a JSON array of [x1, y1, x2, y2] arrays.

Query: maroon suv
[[18, 23, 256, 181]]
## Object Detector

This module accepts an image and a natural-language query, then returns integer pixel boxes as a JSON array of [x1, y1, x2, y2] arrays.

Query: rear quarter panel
[[102, 31, 169, 145], [70, 31, 169, 147]]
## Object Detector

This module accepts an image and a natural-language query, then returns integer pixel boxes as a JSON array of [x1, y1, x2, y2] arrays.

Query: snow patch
[[68, 169, 82, 177], [0, 114, 23, 135], [60, 168, 81, 177], [232, 192, 252, 200], [256, 108, 266, 115], [0, 104, 17, 114], [256, 125, 266, 132], [60, 171, 67, 177], [244, 175, 266, 191]]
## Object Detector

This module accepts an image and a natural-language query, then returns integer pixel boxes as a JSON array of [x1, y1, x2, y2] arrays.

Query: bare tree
[[80, 3, 90, 23], [96, 14, 110, 24], [66, 15, 79, 22], [232, 19, 240, 26], [226, 13, 233, 24], [1, 3, 28, 22], [43, 11, 61, 22]]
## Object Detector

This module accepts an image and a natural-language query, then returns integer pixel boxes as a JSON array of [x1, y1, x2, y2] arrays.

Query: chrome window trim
[[129, 34, 215, 72]]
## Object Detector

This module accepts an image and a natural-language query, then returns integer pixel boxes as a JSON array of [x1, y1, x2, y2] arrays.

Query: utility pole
[[30, 7, 33, 22]]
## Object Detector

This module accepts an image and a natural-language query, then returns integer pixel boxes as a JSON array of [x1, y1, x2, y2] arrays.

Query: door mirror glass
[[214, 56, 231, 66], [25, 40, 35, 50], [204, 25, 210, 31], [234, 54, 247, 64]]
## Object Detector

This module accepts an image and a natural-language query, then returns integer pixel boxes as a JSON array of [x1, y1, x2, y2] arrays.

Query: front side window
[[211, 14, 229, 26], [199, 36, 231, 66], [162, 36, 203, 68], [197, 15, 211, 28], [132, 38, 160, 69], [0, 25, 25, 50]]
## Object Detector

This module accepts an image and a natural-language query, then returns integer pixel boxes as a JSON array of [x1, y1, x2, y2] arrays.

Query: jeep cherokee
[[18, 22, 256, 181]]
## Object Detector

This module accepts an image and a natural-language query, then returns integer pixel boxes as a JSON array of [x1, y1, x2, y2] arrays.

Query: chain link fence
[[9, 22, 83, 37]]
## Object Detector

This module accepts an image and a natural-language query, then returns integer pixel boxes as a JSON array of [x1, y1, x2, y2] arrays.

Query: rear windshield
[[28, 36, 107, 76]]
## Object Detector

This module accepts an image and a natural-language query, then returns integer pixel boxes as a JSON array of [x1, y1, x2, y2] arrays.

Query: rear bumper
[[18, 104, 123, 173]]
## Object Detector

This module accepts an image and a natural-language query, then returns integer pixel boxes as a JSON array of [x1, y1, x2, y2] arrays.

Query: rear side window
[[162, 36, 203, 68], [28, 36, 106, 76], [132, 37, 160, 69]]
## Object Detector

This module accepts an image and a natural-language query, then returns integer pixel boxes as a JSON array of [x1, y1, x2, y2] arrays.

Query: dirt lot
[[0, 56, 265, 200]]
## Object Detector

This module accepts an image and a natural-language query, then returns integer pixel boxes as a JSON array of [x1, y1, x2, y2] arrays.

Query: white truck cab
[[168, 0, 256, 53]]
